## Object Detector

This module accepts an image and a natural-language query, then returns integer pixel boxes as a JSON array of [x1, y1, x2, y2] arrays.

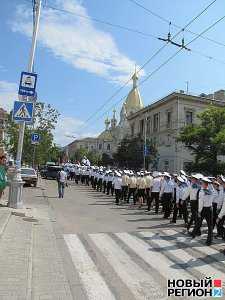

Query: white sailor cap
[[177, 176, 185, 183], [201, 177, 212, 183]]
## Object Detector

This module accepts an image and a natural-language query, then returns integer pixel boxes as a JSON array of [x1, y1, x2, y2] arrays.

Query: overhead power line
[[80, 13, 225, 133], [74, 0, 218, 132], [127, 0, 225, 48]]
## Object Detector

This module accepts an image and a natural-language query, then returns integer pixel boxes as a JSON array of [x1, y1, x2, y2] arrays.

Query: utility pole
[[9, 0, 42, 208], [185, 81, 189, 94], [143, 116, 147, 170]]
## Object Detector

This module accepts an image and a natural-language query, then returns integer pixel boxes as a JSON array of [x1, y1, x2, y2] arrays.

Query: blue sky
[[1, 0, 225, 145]]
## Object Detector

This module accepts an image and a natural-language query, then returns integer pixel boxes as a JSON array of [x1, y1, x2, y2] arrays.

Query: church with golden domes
[[65, 69, 144, 159]]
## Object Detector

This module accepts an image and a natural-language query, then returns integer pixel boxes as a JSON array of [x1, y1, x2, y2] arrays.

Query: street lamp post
[[8, 0, 42, 209]]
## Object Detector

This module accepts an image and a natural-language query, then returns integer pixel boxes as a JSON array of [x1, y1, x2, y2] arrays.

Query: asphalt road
[[41, 179, 225, 300]]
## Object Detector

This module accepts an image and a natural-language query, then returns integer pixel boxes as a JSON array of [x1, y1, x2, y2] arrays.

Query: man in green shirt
[[0, 155, 7, 200]]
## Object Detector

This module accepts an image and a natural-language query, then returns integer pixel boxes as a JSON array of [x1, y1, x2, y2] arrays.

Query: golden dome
[[124, 69, 143, 115]]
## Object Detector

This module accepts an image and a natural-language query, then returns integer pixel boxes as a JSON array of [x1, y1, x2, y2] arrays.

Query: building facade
[[128, 91, 225, 172], [0, 108, 8, 156]]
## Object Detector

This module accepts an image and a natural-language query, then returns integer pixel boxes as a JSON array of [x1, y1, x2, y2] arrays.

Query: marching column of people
[[63, 162, 225, 255]]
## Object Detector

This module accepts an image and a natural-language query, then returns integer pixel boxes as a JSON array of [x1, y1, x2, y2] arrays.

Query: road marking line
[[139, 231, 225, 282], [162, 229, 225, 265], [64, 234, 115, 300], [90, 233, 165, 300], [116, 232, 195, 281]]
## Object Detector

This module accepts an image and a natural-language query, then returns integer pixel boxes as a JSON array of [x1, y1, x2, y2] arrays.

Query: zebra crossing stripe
[[64, 234, 116, 300], [162, 229, 225, 261], [139, 231, 225, 282], [90, 233, 165, 300], [115, 232, 196, 281]]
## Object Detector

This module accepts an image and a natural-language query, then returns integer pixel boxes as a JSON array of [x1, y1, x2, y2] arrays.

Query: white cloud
[[11, 0, 144, 84], [0, 81, 18, 111], [54, 115, 98, 146]]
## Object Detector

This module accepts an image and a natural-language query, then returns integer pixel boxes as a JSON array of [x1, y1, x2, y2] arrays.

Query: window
[[139, 119, 144, 136], [185, 111, 193, 124], [153, 113, 159, 132], [131, 123, 134, 136], [167, 111, 172, 128], [99, 144, 102, 150], [164, 160, 169, 171], [146, 118, 151, 135], [107, 144, 111, 150]]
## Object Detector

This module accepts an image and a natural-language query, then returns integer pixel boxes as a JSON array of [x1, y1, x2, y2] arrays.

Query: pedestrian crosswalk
[[64, 229, 225, 300]]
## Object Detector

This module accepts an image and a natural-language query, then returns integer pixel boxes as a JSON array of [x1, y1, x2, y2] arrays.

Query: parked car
[[21, 167, 38, 187], [41, 165, 62, 179]]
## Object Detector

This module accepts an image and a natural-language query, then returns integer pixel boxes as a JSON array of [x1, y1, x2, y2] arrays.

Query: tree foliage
[[5, 102, 61, 166], [113, 136, 157, 170], [178, 106, 225, 175]]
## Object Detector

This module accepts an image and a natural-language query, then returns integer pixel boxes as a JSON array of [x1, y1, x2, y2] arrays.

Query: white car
[[21, 167, 38, 187]]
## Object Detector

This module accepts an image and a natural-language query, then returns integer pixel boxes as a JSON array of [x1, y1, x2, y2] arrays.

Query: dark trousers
[[97, 179, 102, 192], [192, 207, 213, 242], [187, 200, 198, 230], [145, 188, 150, 205], [172, 200, 188, 223], [75, 175, 80, 184], [217, 216, 225, 238], [107, 181, 112, 195], [115, 189, 121, 204], [121, 186, 128, 201], [212, 203, 218, 229], [127, 188, 137, 204], [85, 175, 89, 186], [93, 178, 98, 189], [81, 175, 85, 184], [91, 176, 94, 187], [149, 192, 160, 213], [103, 181, 107, 193], [162, 193, 173, 218]]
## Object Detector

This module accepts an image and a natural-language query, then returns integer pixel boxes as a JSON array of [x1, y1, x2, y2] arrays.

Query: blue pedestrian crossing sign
[[13, 101, 34, 122], [18, 71, 37, 97], [31, 133, 40, 144]]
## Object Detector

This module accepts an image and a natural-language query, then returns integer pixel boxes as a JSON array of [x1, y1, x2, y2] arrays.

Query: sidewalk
[[0, 182, 73, 300]]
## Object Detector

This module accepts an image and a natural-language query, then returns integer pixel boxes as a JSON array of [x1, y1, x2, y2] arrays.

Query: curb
[[0, 211, 12, 238]]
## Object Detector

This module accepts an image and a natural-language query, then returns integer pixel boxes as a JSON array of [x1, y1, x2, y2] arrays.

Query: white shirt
[[198, 189, 213, 213], [151, 177, 161, 192], [59, 170, 67, 183], [114, 177, 122, 189], [212, 187, 223, 208], [145, 175, 153, 188], [218, 196, 225, 219], [182, 184, 200, 201], [129, 177, 137, 188], [160, 179, 174, 196], [176, 184, 186, 203]]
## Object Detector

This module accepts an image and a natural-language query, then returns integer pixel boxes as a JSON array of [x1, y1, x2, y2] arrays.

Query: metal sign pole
[[9, 0, 42, 208]]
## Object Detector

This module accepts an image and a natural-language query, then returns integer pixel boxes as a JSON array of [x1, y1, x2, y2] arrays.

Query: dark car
[[21, 167, 38, 187], [41, 165, 62, 179]]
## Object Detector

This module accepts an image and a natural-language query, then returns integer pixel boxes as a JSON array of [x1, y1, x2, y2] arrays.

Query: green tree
[[5, 102, 60, 166], [71, 148, 89, 163], [113, 136, 157, 170], [178, 106, 225, 175]]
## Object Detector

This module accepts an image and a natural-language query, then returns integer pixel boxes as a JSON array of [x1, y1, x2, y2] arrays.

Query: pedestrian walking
[[191, 177, 213, 246], [57, 168, 68, 198], [148, 172, 161, 213], [0, 155, 7, 200], [113, 172, 122, 205], [160, 173, 174, 219], [127, 172, 137, 205]]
